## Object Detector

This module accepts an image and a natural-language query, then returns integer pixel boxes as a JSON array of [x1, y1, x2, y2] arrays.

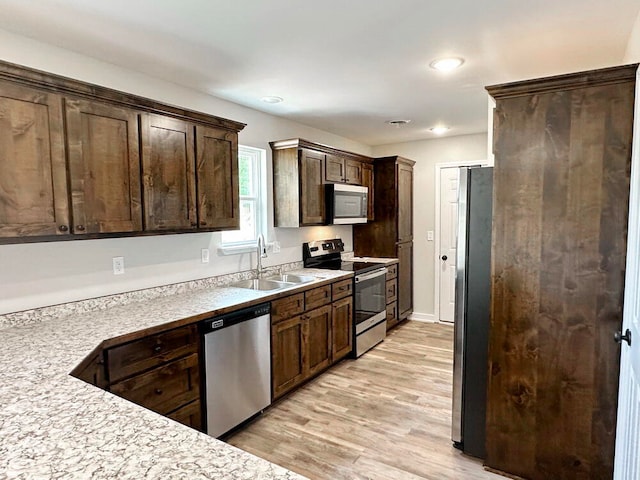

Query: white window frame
[[218, 145, 268, 255]]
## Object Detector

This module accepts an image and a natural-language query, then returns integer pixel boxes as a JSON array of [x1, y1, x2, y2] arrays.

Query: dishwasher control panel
[[202, 303, 271, 333]]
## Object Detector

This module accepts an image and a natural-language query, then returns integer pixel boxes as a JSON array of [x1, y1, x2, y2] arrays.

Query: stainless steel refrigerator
[[451, 166, 493, 459]]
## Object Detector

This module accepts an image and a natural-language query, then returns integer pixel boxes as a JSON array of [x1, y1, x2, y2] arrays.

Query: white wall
[[372, 133, 488, 319], [0, 29, 372, 315], [624, 8, 640, 62]]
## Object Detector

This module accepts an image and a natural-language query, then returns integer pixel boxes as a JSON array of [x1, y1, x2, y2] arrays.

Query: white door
[[438, 167, 459, 322], [614, 70, 640, 480]]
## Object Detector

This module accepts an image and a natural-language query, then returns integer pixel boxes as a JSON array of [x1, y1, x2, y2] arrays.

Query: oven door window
[[355, 271, 387, 324]]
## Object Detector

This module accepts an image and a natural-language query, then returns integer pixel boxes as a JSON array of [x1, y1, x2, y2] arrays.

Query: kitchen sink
[[229, 279, 293, 291], [264, 274, 316, 284]]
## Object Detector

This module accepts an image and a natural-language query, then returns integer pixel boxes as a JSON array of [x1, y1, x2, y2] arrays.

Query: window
[[220, 145, 267, 249]]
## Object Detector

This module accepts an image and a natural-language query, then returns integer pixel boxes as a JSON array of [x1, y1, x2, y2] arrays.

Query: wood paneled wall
[[486, 65, 636, 480]]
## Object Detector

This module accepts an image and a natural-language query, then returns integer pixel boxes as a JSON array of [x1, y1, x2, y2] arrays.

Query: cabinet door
[[299, 148, 325, 225], [141, 114, 197, 230], [345, 159, 362, 185], [0, 81, 70, 238], [65, 98, 142, 234], [305, 305, 332, 377], [331, 297, 353, 361], [325, 154, 345, 182], [361, 163, 374, 221], [397, 241, 413, 320], [272, 315, 306, 399], [195, 125, 239, 230], [397, 162, 413, 242]]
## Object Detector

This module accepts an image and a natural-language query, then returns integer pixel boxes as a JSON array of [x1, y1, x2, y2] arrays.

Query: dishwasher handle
[[202, 302, 270, 334]]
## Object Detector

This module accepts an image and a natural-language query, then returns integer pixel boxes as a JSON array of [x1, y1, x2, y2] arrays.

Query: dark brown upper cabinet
[[326, 155, 363, 185], [195, 125, 239, 230], [140, 114, 197, 231], [0, 60, 244, 244], [141, 118, 239, 232], [345, 159, 363, 185], [397, 161, 414, 243], [271, 138, 373, 227], [65, 98, 143, 234], [325, 154, 345, 183], [0, 80, 70, 238], [298, 148, 326, 226]]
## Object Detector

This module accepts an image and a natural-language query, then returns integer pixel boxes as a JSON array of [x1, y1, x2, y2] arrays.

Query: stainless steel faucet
[[256, 233, 267, 277]]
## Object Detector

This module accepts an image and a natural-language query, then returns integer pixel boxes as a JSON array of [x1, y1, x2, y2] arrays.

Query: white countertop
[[350, 256, 399, 265], [0, 269, 350, 479]]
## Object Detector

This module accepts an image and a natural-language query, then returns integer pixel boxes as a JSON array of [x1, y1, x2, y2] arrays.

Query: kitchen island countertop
[[0, 268, 351, 479]]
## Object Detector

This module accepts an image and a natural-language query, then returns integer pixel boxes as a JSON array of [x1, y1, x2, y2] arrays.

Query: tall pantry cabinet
[[353, 156, 415, 322], [485, 65, 636, 480]]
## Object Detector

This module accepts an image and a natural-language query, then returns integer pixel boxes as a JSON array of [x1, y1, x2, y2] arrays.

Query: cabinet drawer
[[305, 285, 332, 310], [386, 263, 398, 279], [332, 278, 353, 301], [167, 399, 203, 431], [110, 353, 200, 416], [107, 324, 198, 382], [271, 293, 305, 323], [386, 279, 398, 304]]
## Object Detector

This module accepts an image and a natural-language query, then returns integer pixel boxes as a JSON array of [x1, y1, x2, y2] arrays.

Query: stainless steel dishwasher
[[202, 302, 271, 438]]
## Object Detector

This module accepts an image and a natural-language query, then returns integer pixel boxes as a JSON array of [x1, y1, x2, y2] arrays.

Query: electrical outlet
[[272, 241, 281, 253], [112, 256, 125, 275], [201, 248, 210, 263], [427, 231, 434, 241]]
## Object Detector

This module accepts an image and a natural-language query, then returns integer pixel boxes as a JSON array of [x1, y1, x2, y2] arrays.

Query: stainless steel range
[[303, 239, 387, 357]]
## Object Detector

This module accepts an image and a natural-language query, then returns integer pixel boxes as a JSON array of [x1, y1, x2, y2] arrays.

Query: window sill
[[217, 244, 257, 256]]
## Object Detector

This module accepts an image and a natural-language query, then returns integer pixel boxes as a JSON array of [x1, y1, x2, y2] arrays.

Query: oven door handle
[[355, 267, 388, 283]]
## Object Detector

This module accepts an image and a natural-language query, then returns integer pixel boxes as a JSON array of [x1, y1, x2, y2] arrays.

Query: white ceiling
[[0, 0, 638, 146]]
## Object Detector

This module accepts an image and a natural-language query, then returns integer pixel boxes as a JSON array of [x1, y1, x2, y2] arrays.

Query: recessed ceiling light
[[261, 95, 283, 104], [429, 126, 450, 135], [429, 57, 465, 72], [386, 119, 411, 128]]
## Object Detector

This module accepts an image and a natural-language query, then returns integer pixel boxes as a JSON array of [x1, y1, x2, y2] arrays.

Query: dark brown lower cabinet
[[271, 279, 354, 400], [271, 315, 306, 399], [306, 305, 332, 377], [397, 241, 413, 320], [71, 323, 203, 432], [166, 399, 202, 430], [332, 297, 353, 360], [110, 353, 200, 416], [384, 262, 399, 331], [485, 65, 635, 480]]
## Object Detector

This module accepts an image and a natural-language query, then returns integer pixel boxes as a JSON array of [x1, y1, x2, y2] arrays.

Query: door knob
[[441, 255, 448, 261], [614, 329, 632, 346]]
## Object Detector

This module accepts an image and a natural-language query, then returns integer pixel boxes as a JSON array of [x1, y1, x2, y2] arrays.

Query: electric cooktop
[[302, 239, 385, 275]]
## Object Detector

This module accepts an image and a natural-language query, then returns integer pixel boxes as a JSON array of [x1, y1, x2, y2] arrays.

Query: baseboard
[[408, 312, 436, 323]]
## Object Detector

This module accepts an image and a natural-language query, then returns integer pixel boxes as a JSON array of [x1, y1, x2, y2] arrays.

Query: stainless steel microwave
[[326, 184, 368, 224]]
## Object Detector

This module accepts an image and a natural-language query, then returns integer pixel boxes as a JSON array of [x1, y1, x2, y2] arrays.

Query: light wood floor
[[227, 321, 504, 480]]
